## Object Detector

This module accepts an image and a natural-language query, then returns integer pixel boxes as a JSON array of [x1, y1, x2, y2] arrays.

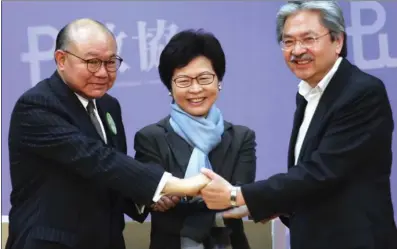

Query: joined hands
[[157, 168, 244, 215], [157, 169, 280, 223], [160, 168, 233, 210]]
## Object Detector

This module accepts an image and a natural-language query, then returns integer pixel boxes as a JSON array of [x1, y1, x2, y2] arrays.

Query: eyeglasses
[[173, 73, 216, 88], [63, 50, 123, 73], [280, 32, 330, 51]]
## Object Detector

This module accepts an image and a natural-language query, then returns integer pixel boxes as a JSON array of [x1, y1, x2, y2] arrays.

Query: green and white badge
[[106, 112, 117, 135]]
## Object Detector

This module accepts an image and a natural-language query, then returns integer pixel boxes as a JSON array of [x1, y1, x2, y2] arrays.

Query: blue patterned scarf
[[169, 103, 224, 178]]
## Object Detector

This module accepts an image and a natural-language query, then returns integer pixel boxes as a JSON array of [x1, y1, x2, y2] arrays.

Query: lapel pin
[[106, 112, 117, 135]]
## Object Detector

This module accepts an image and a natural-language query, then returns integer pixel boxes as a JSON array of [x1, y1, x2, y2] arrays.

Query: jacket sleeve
[[132, 128, 166, 220], [9, 94, 165, 206]]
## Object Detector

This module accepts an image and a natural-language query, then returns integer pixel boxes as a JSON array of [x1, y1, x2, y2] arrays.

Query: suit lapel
[[288, 93, 307, 168], [296, 59, 352, 162], [158, 116, 191, 173], [48, 71, 103, 142], [165, 131, 193, 174], [96, 99, 117, 147]]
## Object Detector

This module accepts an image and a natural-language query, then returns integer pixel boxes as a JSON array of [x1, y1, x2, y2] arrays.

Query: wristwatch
[[230, 186, 238, 207]]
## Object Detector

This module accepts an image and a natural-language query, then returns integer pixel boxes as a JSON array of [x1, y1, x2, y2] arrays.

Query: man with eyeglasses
[[199, 1, 396, 249], [6, 18, 210, 249]]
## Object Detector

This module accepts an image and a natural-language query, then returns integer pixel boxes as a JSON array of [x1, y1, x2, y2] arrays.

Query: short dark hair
[[55, 25, 70, 51], [158, 29, 226, 90]]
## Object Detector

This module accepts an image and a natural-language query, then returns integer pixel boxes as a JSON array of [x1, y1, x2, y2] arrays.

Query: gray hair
[[276, 1, 346, 55]]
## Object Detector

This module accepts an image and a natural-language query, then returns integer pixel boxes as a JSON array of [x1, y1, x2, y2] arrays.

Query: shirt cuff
[[135, 204, 145, 214], [215, 212, 226, 227], [152, 172, 172, 202]]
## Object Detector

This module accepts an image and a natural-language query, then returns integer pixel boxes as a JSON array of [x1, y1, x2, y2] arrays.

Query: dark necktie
[[87, 100, 106, 142]]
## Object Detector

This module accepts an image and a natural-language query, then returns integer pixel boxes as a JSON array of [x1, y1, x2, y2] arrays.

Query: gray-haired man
[[200, 2, 397, 249]]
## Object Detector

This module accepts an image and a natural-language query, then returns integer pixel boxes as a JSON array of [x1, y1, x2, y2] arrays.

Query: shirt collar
[[74, 93, 97, 110], [298, 57, 343, 100]]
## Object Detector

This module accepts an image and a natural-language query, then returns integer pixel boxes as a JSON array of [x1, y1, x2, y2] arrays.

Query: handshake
[[156, 168, 254, 220]]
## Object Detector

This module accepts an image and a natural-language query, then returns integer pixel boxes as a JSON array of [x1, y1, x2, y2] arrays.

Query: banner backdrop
[[2, 2, 396, 248]]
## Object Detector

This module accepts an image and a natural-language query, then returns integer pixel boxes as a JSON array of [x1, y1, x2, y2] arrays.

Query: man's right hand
[[151, 195, 180, 212]]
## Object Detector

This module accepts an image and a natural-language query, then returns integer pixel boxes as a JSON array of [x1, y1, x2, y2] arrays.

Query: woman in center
[[134, 29, 256, 249]]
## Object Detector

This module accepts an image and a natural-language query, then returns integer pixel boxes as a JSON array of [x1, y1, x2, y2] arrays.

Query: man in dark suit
[[6, 18, 209, 249], [200, 1, 397, 249]]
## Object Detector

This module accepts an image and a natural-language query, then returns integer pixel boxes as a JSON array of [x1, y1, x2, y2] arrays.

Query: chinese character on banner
[[346, 2, 397, 70], [106, 23, 130, 73], [132, 20, 179, 72]]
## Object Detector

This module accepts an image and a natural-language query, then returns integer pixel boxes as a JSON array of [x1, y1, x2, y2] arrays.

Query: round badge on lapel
[[106, 112, 117, 135]]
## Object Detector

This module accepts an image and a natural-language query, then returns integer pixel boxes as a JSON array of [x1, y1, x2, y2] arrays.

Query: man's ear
[[55, 50, 67, 70], [335, 33, 344, 55]]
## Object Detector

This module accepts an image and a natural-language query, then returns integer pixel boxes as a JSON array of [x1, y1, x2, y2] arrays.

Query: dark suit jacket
[[134, 117, 256, 249], [241, 59, 397, 249], [6, 71, 165, 249]]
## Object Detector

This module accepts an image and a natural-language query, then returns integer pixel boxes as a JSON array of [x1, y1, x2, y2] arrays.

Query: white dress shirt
[[294, 57, 343, 164]]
